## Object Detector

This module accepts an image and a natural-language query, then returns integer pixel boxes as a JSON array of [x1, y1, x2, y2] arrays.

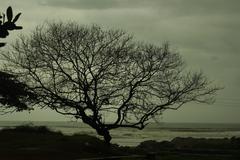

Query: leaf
[[0, 43, 6, 47], [13, 13, 21, 23], [6, 6, 13, 21], [14, 26, 23, 30], [2, 13, 5, 22]]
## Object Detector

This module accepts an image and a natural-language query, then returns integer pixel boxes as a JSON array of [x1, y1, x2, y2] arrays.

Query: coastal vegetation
[[0, 125, 239, 160]]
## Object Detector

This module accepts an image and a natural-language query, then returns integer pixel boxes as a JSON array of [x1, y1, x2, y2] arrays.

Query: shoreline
[[0, 125, 240, 160], [1, 121, 240, 147]]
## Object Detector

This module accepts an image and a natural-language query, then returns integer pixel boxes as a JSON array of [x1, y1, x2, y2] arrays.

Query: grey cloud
[[39, 0, 132, 10], [40, 0, 240, 15], [156, 0, 240, 16]]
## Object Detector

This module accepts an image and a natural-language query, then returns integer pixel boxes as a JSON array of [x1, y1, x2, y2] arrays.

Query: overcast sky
[[0, 0, 240, 123]]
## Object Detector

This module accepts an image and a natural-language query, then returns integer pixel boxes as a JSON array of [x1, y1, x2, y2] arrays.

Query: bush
[[0, 125, 61, 135]]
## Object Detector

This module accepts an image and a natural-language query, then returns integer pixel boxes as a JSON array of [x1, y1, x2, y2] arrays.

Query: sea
[[0, 121, 240, 146]]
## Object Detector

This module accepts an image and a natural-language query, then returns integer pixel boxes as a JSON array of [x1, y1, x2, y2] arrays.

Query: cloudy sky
[[0, 0, 240, 123]]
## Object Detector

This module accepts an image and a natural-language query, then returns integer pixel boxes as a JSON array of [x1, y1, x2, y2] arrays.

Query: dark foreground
[[0, 125, 240, 160]]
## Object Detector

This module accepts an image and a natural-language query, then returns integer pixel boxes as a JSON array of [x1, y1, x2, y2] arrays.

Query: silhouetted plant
[[0, 7, 34, 113], [1, 22, 221, 143], [0, 71, 36, 114], [1, 125, 55, 134], [0, 6, 22, 47]]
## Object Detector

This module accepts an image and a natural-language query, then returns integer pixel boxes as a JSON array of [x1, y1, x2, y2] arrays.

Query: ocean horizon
[[1, 121, 240, 146]]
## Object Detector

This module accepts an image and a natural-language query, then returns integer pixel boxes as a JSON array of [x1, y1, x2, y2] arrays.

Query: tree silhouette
[[0, 7, 34, 113], [0, 6, 22, 47], [1, 22, 220, 143], [0, 71, 36, 114]]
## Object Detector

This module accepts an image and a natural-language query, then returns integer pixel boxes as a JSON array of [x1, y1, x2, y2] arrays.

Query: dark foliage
[[0, 71, 36, 113], [0, 6, 22, 47], [0, 125, 57, 134], [0, 7, 34, 113]]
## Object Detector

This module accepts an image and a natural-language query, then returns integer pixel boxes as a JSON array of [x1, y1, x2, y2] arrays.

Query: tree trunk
[[103, 130, 112, 144], [97, 128, 112, 144], [81, 115, 112, 144]]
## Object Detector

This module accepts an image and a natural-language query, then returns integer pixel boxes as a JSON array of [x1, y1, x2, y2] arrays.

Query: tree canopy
[[1, 22, 220, 143]]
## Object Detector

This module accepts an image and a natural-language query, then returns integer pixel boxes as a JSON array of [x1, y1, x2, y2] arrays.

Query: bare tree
[[1, 22, 220, 143]]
